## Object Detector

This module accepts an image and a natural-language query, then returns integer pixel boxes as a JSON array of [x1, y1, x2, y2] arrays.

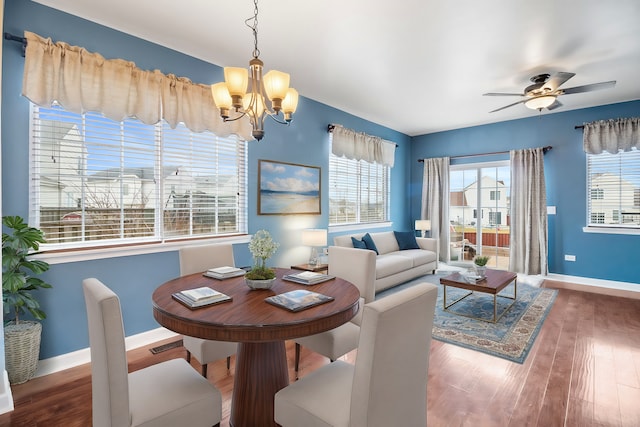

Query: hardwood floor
[[1, 281, 639, 426]]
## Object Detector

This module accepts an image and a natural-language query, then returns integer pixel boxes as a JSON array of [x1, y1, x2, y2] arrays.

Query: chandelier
[[211, 0, 298, 141]]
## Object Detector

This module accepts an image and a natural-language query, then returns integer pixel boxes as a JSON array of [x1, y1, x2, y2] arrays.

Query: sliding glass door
[[449, 161, 510, 269]]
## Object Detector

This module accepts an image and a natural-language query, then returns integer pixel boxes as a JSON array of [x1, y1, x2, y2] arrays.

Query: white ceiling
[[33, 0, 640, 136]]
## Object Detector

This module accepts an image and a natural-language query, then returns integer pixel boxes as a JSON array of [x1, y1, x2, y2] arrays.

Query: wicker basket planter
[[4, 321, 42, 385]]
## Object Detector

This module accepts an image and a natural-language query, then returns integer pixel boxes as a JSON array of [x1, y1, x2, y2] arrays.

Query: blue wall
[[2, 2, 638, 360], [1, 1, 410, 358], [410, 101, 640, 284]]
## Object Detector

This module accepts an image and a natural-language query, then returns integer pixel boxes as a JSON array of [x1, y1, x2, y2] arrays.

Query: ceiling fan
[[483, 72, 616, 113]]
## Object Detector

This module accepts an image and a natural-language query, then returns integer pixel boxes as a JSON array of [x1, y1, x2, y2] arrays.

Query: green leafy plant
[[2, 216, 53, 323], [473, 255, 490, 267], [246, 229, 279, 280]]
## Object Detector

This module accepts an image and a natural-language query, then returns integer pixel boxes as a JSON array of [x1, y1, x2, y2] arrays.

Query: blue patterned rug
[[376, 274, 557, 364]]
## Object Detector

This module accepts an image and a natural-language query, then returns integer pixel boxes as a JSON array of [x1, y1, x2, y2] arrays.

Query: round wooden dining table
[[152, 268, 360, 427]]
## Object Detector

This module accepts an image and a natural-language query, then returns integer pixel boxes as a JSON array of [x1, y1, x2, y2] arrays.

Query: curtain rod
[[4, 32, 27, 56], [327, 124, 398, 147], [417, 146, 552, 162], [575, 125, 584, 129]]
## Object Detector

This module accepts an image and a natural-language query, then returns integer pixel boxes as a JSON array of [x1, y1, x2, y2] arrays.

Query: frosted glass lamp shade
[[263, 70, 290, 101], [525, 95, 556, 110]]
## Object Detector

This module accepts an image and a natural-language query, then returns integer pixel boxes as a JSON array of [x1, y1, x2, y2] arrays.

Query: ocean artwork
[[258, 160, 321, 215]]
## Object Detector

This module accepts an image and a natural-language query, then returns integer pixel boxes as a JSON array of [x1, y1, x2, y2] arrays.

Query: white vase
[[245, 277, 276, 290]]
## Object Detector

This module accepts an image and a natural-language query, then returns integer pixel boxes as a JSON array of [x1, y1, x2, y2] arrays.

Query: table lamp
[[301, 229, 327, 266], [415, 219, 431, 237]]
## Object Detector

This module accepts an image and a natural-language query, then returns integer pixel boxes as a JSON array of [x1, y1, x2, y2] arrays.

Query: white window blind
[[30, 104, 247, 249], [586, 148, 640, 228], [329, 138, 390, 225]]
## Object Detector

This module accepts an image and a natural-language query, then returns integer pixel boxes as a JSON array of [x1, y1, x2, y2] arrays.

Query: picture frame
[[258, 159, 321, 215]]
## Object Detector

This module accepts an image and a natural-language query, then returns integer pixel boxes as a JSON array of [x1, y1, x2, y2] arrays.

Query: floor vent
[[149, 339, 183, 354]]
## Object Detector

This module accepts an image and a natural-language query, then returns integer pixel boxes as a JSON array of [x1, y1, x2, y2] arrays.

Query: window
[[490, 190, 500, 201], [31, 105, 247, 249], [587, 148, 640, 228], [328, 143, 390, 226]]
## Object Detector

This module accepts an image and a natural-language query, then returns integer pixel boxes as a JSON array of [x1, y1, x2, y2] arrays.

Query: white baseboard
[[0, 371, 15, 415], [34, 327, 180, 378], [545, 273, 640, 299]]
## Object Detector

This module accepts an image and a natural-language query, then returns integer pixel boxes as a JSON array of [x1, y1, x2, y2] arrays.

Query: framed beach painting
[[258, 160, 321, 215]]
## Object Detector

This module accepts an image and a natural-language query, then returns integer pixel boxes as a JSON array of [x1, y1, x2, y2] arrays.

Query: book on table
[[172, 286, 232, 309], [282, 271, 335, 285], [203, 266, 246, 280], [265, 289, 334, 312]]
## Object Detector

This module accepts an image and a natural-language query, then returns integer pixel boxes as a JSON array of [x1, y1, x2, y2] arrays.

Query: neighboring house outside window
[[586, 148, 640, 228], [30, 105, 247, 250]]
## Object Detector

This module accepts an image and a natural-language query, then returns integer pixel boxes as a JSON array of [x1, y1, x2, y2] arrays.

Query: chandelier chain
[[245, 0, 260, 59]]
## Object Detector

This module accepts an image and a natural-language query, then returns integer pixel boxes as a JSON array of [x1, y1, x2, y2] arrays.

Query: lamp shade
[[211, 82, 232, 110], [525, 95, 556, 110], [282, 88, 299, 114], [415, 220, 431, 231], [263, 70, 290, 101], [223, 67, 249, 97], [301, 229, 327, 247]]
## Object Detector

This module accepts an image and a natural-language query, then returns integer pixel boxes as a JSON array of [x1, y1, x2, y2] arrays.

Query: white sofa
[[333, 231, 438, 293]]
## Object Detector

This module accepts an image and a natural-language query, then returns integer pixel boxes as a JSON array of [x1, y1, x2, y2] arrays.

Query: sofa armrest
[[416, 237, 439, 261]]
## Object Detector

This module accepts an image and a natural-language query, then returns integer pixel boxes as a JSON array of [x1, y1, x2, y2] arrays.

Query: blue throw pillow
[[361, 233, 379, 255], [394, 231, 420, 250], [351, 236, 368, 249]]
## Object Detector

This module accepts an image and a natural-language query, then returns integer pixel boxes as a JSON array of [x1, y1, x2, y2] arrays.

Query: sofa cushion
[[361, 233, 379, 255], [375, 254, 413, 279], [369, 231, 399, 255], [393, 231, 420, 250], [397, 248, 437, 267], [351, 237, 368, 250]]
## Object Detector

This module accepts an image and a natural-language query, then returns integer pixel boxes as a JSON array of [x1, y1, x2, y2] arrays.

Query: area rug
[[376, 274, 557, 363]]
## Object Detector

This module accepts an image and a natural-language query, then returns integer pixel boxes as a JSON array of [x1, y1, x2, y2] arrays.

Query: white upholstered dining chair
[[275, 282, 438, 427], [179, 243, 238, 378], [82, 278, 222, 427], [294, 245, 377, 377]]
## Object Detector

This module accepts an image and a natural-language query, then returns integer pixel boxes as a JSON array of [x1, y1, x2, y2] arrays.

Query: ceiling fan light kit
[[211, 0, 298, 141], [484, 72, 616, 114], [525, 95, 557, 110]]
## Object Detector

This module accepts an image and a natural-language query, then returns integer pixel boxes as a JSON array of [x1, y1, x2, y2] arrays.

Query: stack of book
[[283, 271, 335, 285], [265, 289, 334, 312], [204, 266, 246, 280], [172, 286, 232, 309]]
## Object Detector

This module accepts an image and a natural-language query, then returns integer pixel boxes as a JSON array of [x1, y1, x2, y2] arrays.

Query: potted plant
[[245, 229, 279, 289], [2, 216, 53, 384], [473, 255, 490, 278]]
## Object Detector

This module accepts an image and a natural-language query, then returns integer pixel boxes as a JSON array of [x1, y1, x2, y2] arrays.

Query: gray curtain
[[420, 157, 450, 262], [583, 117, 640, 154], [509, 148, 548, 275]]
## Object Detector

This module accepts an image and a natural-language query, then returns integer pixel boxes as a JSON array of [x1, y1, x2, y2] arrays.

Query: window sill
[[329, 222, 393, 234], [32, 235, 252, 265], [582, 226, 640, 236]]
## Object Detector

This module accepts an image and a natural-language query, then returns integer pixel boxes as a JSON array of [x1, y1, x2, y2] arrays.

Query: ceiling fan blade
[[483, 92, 524, 97], [546, 99, 563, 111], [542, 72, 575, 92], [489, 99, 528, 113], [562, 80, 616, 94]]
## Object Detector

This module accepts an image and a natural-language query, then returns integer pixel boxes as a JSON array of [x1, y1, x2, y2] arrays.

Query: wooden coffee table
[[439, 269, 517, 323]]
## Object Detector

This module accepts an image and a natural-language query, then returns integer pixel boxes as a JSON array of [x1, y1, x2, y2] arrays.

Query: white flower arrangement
[[247, 229, 279, 279]]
